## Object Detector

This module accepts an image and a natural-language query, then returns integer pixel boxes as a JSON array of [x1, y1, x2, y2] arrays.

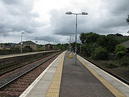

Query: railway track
[[0, 51, 58, 76], [0, 52, 60, 97]]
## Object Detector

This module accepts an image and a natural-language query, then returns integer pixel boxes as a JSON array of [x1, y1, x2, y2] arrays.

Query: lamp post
[[20, 32, 24, 53], [69, 35, 72, 52], [65, 11, 88, 64]]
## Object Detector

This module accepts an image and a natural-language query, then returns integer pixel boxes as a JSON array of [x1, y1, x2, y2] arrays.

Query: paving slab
[[78, 55, 129, 97], [20, 51, 129, 97], [20, 52, 65, 97], [59, 52, 115, 97]]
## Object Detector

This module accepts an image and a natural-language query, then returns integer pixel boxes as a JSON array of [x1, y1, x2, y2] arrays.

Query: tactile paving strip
[[46, 52, 65, 97]]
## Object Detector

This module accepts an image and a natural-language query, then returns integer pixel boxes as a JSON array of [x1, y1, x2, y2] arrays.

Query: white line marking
[[19, 54, 60, 97]]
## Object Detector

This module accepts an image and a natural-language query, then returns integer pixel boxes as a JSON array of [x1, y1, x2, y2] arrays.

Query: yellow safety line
[[67, 52, 74, 59], [46, 52, 65, 97], [77, 56, 126, 97]]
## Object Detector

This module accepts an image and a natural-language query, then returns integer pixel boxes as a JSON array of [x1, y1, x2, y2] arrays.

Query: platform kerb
[[78, 55, 129, 97], [20, 52, 65, 97]]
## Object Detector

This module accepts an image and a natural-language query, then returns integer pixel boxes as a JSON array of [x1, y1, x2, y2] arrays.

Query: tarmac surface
[[59, 53, 115, 97]]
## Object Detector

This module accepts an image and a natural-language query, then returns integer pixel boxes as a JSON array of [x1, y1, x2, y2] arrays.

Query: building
[[0, 43, 16, 50], [45, 44, 54, 50], [17, 41, 38, 51]]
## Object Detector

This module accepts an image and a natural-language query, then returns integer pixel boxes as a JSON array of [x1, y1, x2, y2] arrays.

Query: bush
[[119, 56, 129, 66], [116, 51, 126, 58], [81, 43, 97, 57], [115, 45, 127, 58], [92, 47, 108, 60], [97, 35, 118, 52], [81, 44, 91, 57], [80, 32, 99, 44], [104, 63, 118, 68]]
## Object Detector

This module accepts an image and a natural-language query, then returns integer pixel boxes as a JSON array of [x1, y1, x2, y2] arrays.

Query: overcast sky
[[0, 0, 129, 44]]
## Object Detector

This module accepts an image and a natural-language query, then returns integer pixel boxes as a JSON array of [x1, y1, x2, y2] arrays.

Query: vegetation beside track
[[77, 32, 129, 82]]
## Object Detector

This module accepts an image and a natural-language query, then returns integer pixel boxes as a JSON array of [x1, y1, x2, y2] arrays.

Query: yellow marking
[[67, 55, 73, 58], [46, 93, 58, 97], [46, 52, 65, 97], [78, 56, 126, 97], [67, 52, 74, 59]]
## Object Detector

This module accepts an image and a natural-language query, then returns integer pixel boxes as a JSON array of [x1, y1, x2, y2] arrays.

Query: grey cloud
[[49, 0, 129, 36], [0, 0, 129, 43], [33, 35, 61, 43], [0, 0, 40, 35], [2, 0, 21, 4], [104, 0, 129, 15], [50, 10, 88, 36]]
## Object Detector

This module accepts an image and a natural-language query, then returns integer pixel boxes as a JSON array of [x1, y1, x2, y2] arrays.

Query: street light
[[65, 11, 88, 64], [20, 31, 24, 53]]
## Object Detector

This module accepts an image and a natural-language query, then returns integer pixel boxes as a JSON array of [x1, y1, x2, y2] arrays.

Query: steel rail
[[0, 53, 59, 89]]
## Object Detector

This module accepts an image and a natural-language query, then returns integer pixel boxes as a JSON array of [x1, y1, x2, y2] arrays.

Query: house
[[17, 41, 38, 51], [22, 41, 38, 50], [0, 44, 4, 50], [0, 43, 16, 50], [45, 44, 54, 50]]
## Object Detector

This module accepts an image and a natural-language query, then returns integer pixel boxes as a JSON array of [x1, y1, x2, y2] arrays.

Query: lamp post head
[[21, 31, 25, 34], [82, 12, 88, 15], [65, 11, 73, 15]]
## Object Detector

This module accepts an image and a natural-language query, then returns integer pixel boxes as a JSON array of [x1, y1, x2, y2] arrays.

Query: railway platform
[[20, 51, 129, 97]]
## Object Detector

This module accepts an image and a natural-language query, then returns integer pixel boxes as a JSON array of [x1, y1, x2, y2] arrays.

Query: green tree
[[56, 43, 69, 51], [115, 45, 127, 58], [92, 47, 108, 60], [97, 35, 118, 52], [81, 44, 91, 57], [80, 32, 99, 44], [80, 33, 86, 44], [81, 43, 98, 57], [97, 35, 107, 47]]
